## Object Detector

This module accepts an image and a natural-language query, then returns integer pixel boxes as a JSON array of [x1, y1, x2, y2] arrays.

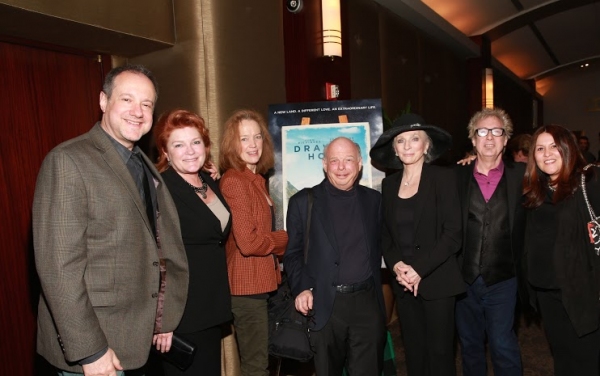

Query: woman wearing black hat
[[370, 113, 465, 376]]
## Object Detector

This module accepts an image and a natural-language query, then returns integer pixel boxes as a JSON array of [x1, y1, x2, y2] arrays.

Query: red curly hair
[[153, 109, 212, 173]]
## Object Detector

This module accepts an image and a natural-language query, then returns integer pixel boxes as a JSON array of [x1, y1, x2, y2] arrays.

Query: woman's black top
[[393, 191, 418, 264], [527, 189, 559, 289]]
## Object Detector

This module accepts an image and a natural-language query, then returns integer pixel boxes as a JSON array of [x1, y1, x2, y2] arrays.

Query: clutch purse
[[153, 333, 197, 371]]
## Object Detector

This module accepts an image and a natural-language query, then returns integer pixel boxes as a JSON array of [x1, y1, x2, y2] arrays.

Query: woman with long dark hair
[[523, 124, 600, 375]]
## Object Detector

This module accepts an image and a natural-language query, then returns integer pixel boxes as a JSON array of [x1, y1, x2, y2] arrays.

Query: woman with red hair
[[154, 109, 232, 375], [219, 109, 288, 376]]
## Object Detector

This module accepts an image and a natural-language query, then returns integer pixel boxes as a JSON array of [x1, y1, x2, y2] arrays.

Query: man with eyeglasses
[[455, 108, 525, 376]]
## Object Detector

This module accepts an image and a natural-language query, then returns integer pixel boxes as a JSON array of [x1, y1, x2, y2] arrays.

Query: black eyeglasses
[[476, 128, 506, 137]]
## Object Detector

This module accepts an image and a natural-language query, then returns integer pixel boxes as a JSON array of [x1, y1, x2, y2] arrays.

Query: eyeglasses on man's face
[[476, 128, 506, 137]]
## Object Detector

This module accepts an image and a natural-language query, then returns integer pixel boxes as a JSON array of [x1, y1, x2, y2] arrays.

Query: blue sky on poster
[[282, 123, 371, 191]]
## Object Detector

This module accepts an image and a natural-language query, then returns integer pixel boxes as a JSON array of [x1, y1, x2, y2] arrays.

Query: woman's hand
[[392, 261, 409, 277], [203, 162, 221, 180], [152, 332, 173, 353], [403, 267, 422, 296], [393, 261, 421, 296]]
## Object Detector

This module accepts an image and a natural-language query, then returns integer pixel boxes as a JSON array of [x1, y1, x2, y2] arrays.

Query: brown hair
[[508, 133, 532, 156], [523, 124, 591, 208], [103, 64, 158, 101], [219, 109, 274, 175], [467, 107, 513, 139], [153, 109, 212, 173]]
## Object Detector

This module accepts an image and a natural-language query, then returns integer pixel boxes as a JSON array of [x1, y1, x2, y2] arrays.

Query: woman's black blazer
[[162, 168, 232, 333], [381, 164, 465, 299]]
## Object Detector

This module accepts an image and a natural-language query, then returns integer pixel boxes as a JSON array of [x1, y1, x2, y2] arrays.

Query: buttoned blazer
[[220, 168, 288, 295], [161, 168, 233, 333], [284, 180, 386, 331], [455, 161, 526, 279], [381, 164, 465, 299], [33, 123, 189, 372]]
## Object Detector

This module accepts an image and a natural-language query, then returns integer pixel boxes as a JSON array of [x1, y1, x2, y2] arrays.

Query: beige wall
[[133, 1, 286, 163], [0, 0, 175, 55], [541, 64, 600, 154], [1, 0, 174, 40]]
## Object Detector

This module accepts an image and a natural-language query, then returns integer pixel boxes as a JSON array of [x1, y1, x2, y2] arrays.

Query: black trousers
[[396, 293, 456, 376], [162, 325, 222, 376], [310, 281, 386, 376], [537, 289, 600, 376]]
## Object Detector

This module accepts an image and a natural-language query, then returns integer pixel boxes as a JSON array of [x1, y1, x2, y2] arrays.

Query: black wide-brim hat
[[369, 113, 452, 170]]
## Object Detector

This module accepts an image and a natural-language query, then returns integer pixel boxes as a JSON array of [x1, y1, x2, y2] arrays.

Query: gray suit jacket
[[33, 123, 189, 372]]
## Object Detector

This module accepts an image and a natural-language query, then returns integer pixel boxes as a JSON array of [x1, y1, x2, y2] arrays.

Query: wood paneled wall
[[349, 1, 470, 162], [495, 71, 542, 134], [283, 0, 471, 160], [0, 39, 108, 375], [283, 0, 351, 102]]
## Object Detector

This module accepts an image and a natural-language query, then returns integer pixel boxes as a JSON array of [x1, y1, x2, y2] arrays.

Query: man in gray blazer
[[33, 65, 189, 375]]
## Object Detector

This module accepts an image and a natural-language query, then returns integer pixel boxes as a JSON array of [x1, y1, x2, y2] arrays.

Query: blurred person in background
[[507, 133, 531, 163], [577, 135, 596, 164]]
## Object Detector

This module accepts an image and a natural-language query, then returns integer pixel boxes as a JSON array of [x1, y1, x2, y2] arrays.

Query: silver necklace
[[187, 177, 208, 199], [402, 174, 418, 186]]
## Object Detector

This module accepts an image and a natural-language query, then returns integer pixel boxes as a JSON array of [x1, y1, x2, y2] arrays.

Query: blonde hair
[[467, 108, 513, 139]]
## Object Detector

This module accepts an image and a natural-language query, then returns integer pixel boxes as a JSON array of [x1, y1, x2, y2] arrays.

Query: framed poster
[[268, 99, 383, 229]]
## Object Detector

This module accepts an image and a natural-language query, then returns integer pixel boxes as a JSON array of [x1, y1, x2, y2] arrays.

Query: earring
[[167, 160, 171, 166]]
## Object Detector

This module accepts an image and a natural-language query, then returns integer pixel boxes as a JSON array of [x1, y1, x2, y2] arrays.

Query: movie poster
[[268, 99, 383, 229]]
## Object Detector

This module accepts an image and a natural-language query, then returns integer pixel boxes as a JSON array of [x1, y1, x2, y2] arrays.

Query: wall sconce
[[322, 0, 342, 58], [482, 68, 494, 109]]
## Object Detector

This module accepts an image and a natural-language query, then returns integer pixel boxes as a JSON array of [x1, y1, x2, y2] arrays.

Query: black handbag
[[153, 333, 197, 371], [268, 188, 314, 362], [268, 274, 313, 362]]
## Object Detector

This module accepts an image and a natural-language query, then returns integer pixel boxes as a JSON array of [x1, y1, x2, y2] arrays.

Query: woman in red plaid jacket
[[219, 109, 288, 376]]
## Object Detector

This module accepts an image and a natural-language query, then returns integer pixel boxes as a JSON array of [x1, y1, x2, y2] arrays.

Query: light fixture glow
[[322, 0, 342, 57], [483, 68, 494, 109]]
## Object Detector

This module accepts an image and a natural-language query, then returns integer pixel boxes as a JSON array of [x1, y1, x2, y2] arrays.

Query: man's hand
[[456, 154, 477, 166], [153, 332, 173, 353], [82, 348, 122, 376], [295, 289, 313, 315]]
